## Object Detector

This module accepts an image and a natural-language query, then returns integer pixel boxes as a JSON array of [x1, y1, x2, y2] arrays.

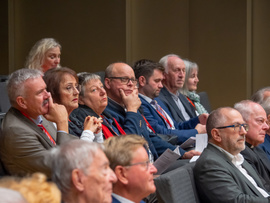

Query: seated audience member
[[235, 100, 270, 191], [44, 67, 103, 142], [104, 135, 157, 203], [180, 59, 208, 115], [159, 54, 199, 122], [0, 188, 27, 203], [70, 72, 126, 139], [25, 38, 61, 72], [50, 139, 116, 203], [104, 62, 200, 159], [134, 60, 207, 144], [251, 86, 270, 104], [259, 97, 270, 160], [194, 107, 270, 202], [0, 172, 61, 203], [0, 69, 77, 177]]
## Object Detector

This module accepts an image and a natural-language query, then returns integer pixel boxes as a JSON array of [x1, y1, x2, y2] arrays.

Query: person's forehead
[[89, 150, 108, 170], [168, 57, 185, 67], [112, 63, 134, 76], [130, 146, 148, 162], [223, 109, 244, 124]]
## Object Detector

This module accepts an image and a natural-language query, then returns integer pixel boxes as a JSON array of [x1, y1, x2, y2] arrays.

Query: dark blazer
[[241, 142, 270, 191], [140, 95, 199, 144], [158, 86, 197, 122], [194, 144, 270, 203], [105, 98, 178, 158], [259, 134, 270, 161], [112, 195, 145, 203], [0, 107, 77, 177]]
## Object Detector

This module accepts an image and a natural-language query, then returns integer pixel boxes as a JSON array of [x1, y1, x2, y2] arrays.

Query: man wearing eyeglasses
[[194, 107, 270, 202], [104, 134, 157, 203], [235, 100, 270, 191]]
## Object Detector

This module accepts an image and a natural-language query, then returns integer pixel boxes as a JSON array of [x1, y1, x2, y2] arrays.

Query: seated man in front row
[[194, 107, 270, 202], [104, 135, 157, 203], [0, 69, 78, 177]]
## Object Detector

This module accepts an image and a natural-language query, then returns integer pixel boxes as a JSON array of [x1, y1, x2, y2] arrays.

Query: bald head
[[104, 63, 137, 104]]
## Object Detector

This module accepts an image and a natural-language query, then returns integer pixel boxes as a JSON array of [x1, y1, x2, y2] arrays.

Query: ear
[[16, 96, 27, 109], [211, 128, 222, 143], [104, 78, 111, 90], [78, 96, 85, 105], [114, 165, 129, 185], [138, 76, 146, 87], [71, 169, 85, 192]]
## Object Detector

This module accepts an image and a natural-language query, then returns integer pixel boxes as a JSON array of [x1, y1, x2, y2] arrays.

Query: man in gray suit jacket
[[0, 69, 77, 178], [194, 107, 270, 202], [159, 54, 199, 123]]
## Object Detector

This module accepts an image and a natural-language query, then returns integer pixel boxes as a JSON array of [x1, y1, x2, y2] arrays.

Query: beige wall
[[2, 0, 270, 110]]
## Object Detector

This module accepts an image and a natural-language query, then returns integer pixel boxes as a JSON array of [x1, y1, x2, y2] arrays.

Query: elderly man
[[104, 62, 199, 159], [194, 107, 270, 202], [51, 139, 116, 203], [134, 60, 206, 144], [235, 100, 270, 191], [104, 134, 157, 203], [159, 54, 198, 122], [0, 69, 77, 177]]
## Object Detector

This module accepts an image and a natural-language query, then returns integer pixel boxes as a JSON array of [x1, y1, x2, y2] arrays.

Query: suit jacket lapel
[[178, 93, 196, 118], [161, 87, 185, 121]]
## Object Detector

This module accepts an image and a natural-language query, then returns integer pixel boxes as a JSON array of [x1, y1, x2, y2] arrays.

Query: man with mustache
[[235, 100, 270, 191], [0, 68, 77, 178], [194, 107, 270, 202], [104, 135, 157, 203]]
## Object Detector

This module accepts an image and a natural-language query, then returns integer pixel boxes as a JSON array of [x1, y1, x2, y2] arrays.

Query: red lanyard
[[20, 111, 56, 145], [155, 109, 173, 128], [142, 115, 156, 133]]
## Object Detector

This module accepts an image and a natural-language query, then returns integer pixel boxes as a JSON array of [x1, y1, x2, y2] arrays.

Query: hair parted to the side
[[25, 38, 61, 70], [159, 54, 181, 73], [7, 68, 43, 106], [77, 72, 101, 97], [104, 134, 147, 171]]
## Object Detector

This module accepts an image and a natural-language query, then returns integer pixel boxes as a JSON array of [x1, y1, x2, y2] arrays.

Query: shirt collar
[[112, 193, 135, 203], [209, 143, 244, 166], [139, 93, 152, 103], [31, 115, 43, 125]]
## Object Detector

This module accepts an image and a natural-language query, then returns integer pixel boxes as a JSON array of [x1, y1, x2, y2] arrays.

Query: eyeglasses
[[216, 123, 249, 132], [108, 77, 138, 85], [125, 160, 152, 170]]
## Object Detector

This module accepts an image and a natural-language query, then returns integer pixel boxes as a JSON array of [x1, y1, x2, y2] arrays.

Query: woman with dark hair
[[43, 67, 103, 142], [70, 72, 126, 139]]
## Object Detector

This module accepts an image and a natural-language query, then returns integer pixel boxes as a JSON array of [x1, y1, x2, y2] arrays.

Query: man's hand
[[119, 89, 141, 112], [195, 124, 206, 134], [198, 113, 208, 125], [84, 116, 102, 134], [182, 150, 201, 159], [43, 93, 69, 132]]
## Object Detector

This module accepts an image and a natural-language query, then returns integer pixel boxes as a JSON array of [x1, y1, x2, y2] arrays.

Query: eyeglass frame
[[108, 77, 138, 85], [124, 160, 152, 170], [216, 123, 249, 132]]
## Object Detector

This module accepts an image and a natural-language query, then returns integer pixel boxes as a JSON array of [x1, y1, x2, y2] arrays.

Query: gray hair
[[180, 59, 199, 96], [260, 97, 270, 116], [50, 140, 104, 198], [7, 69, 43, 106], [251, 86, 270, 104], [25, 38, 61, 70], [234, 100, 254, 122], [0, 188, 27, 203], [159, 54, 181, 73], [77, 72, 101, 97]]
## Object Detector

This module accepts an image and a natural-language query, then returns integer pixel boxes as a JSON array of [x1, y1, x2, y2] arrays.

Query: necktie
[[151, 100, 172, 129], [37, 123, 56, 145]]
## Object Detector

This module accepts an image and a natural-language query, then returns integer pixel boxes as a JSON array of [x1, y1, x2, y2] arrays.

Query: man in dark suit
[[235, 100, 270, 191], [133, 60, 207, 144], [159, 54, 199, 122], [194, 107, 270, 202], [0, 69, 77, 177], [104, 135, 157, 203], [104, 62, 199, 159]]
